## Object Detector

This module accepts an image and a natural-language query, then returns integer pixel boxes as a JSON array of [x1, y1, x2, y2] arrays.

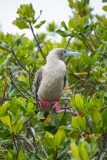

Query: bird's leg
[[52, 101, 61, 111], [40, 100, 50, 107]]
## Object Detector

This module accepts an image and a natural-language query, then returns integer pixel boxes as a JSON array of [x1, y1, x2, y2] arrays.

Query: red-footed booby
[[33, 48, 79, 119]]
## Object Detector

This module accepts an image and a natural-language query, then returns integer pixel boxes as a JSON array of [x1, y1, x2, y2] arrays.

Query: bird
[[33, 48, 79, 120]]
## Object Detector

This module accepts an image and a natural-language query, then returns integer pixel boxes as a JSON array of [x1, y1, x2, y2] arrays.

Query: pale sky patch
[[0, 0, 106, 39]]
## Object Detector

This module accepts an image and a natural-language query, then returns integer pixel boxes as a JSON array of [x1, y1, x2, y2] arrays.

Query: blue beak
[[63, 50, 80, 57]]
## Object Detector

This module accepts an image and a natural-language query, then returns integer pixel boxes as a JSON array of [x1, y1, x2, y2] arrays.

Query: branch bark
[[30, 23, 46, 61]]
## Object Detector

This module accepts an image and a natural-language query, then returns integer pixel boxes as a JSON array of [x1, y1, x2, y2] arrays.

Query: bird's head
[[47, 48, 80, 61]]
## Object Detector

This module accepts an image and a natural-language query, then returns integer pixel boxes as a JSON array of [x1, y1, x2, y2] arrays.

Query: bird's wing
[[33, 67, 43, 99]]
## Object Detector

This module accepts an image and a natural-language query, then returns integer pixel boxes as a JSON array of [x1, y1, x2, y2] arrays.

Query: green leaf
[[84, 18, 89, 28], [89, 108, 102, 125], [47, 21, 57, 32], [59, 125, 72, 131], [33, 10, 43, 24], [68, 130, 81, 139], [102, 5, 107, 11], [57, 144, 70, 159], [72, 116, 86, 130], [102, 108, 107, 128], [12, 18, 29, 29], [0, 54, 12, 71], [37, 112, 45, 120], [27, 100, 35, 111], [70, 143, 82, 160], [68, 19, 77, 29], [34, 20, 46, 29], [45, 132, 56, 151], [82, 54, 92, 66], [81, 0, 89, 4], [0, 116, 12, 130], [18, 150, 27, 160], [79, 141, 89, 160], [61, 21, 68, 30], [47, 154, 54, 160], [102, 0, 107, 2], [68, 0, 77, 9], [0, 102, 10, 117], [75, 94, 83, 108], [56, 29, 70, 37], [55, 129, 66, 148], [90, 135, 98, 156], [13, 117, 24, 135], [0, 42, 9, 50], [7, 151, 13, 160]]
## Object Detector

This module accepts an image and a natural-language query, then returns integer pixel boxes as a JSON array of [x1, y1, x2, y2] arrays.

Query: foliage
[[0, 1, 107, 159]]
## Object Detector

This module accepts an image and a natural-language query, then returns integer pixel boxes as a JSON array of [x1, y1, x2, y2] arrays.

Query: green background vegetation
[[0, 0, 107, 159]]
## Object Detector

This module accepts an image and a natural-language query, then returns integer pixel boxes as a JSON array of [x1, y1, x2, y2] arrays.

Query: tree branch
[[65, 37, 71, 49], [20, 134, 41, 160], [12, 133, 19, 160], [11, 49, 28, 72], [89, 34, 97, 50], [86, 80, 97, 97], [85, 116, 93, 134], [83, 41, 93, 51], [67, 67, 99, 92], [8, 71, 28, 100], [29, 23, 46, 61]]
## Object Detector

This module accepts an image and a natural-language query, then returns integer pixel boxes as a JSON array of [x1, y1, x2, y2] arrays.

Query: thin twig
[[100, 105, 107, 112], [20, 134, 41, 160], [99, 151, 107, 160], [55, 109, 78, 116], [12, 133, 19, 160], [0, 83, 7, 106], [0, 46, 28, 72], [62, 151, 68, 160], [54, 149, 58, 160], [0, 97, 12, 101], [24, 117, 33, 124], [89, 34, 97, 50], [67, 67, 99, 92], [83, 41, 93, 51], [51, 108, 67, 133], [85, 116, 93, 134], [86, 80, 97, 98], [100, 53, 107, 57], [51, 101, 69, 133], [27, 127, 38, 147], [11, 49, 28, 72], [21, 86, 33, 97], [8, 71, 28, 100], [65, 37, 71, 49], [72, 79, 83, 97], [29, 23, 46, 61], [42, 146, 48, 158], [20, 134, 35, 152]]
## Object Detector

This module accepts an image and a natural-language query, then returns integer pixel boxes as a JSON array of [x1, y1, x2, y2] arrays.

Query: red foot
[[40, 100, 50, 107], [52, 101, 61, 111]]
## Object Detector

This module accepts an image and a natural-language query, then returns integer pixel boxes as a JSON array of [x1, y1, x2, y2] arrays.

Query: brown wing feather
[[33, 67, 43, 99]]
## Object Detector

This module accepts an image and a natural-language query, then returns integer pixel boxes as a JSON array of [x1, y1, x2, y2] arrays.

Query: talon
[[40, 100, 50, 107], [52, 101, 61, 111]]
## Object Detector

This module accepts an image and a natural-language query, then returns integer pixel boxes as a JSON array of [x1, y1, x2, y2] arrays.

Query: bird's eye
[[64, 50, 66, 54]]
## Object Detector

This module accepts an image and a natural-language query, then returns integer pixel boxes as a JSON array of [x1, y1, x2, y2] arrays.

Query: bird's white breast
[[38, 60, 66, 102]]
